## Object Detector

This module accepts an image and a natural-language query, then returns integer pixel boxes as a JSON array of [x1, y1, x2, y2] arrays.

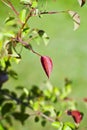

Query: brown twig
[[40, 10, 67, 15], [13, 37, 41, 57], [21, 11, 32, 30], [1, 0, 22, 24], [1, 0, 19, 16], [6, 0, 19, 16], [18, 8, 35, 37]]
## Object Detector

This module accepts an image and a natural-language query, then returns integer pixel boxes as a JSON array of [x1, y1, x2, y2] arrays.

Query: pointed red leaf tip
[[40, 56, 53, 78], [67, 110, 83, 124]]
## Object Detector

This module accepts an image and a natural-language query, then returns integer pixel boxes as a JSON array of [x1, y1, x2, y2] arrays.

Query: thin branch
[[0, 89, 31, 108], [30, 111, 55, 122], [17, 10, 67, 37], [7, 0, 19, 16], [40, 10, 67, 15], [0, 89, 55, 123], [21, 11, 32, 30], [1, 0, 22, 24], [2, 0, 19, 16], [13, 38, 41, 57], [1, 0, 10, 8], [18, 9, 35, 37], [40, 112, 55, 122]]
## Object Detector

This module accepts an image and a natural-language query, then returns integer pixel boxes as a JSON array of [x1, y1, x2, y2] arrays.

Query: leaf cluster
[[0, 0, 86, 130], [0, 79, 86, 130], [0, 0, 85, 79]]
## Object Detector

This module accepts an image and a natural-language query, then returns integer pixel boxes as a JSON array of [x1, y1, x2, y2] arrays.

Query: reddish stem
[[14, 38, 41, 57]]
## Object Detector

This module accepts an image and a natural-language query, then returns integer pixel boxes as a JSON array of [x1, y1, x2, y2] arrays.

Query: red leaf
[[40, 56, 53, 78], [67, 110, 83, 124]]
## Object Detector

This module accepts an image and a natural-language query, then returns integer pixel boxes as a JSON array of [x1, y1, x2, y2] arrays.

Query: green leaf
[[1, 88, 10, 94], [43, 36, 49, 46], [19, 9, 26, 23], [38, 30, 49, 45], [33, 101, 39, 111], [56, 111, 63, 118], [23, 88, 29, 97], [41, 120, 46, 127], [12, 112, 29, 125], [0, 59, 5, 68], [0, 41, 3, 51], [4, 16, 16, 27], [19, 93, 27, 100], [5, 17, 15, 24], [32, 1, 38, 8], [53, 87, 60, 96], [0, 95, 5, 106], [5, 41, 13, 55], [11, 56, 21, 64], [20, 0, 31, 4], [52, 122, 63, 130], [52, 121, 61, 128], [43, 105, 55, 116], [60, 84, 72, 99], [23, 27, 30, 32], [34, 116, 39, 122], [43, 111, 51, 116], [3, 31, 15, 37], [0, 124, 5, 130], [5, 116, 13, 126], [31, 85, 42, 97], [65, 122, 75, 130], [20, 104, 26, 113], [5, 41, 21, 63], [1, 103, 14, 116], [22, 27, 30, 37], [38, 30, 45, 37], [8, 70, 18, 79], [65, 84, 72, 95], [63, 124, 72, 130]]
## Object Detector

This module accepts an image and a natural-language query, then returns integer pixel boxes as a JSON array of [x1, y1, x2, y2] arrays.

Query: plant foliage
[[0, 0, 86, 130]]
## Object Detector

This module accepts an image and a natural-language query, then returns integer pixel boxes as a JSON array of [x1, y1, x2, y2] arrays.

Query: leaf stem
[[6, 0, 19, 16], [18, 8, 35, 37], [21, 11, 32, 30], [40, 112, 55, 122], [14, 38, 41, 57], [40, 10, 67, 15]]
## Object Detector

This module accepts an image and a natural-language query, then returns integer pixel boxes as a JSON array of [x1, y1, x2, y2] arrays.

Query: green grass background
[[0, 0, 87, 130]]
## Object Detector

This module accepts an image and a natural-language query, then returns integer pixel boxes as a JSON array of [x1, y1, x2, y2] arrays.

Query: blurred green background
[[0, 0, 87, 130]]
